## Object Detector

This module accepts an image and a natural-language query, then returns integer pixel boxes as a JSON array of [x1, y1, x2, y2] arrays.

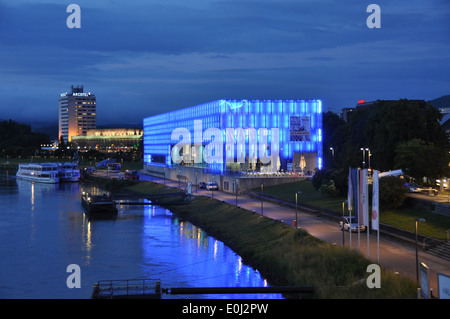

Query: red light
[[358, 99, 366, 104]]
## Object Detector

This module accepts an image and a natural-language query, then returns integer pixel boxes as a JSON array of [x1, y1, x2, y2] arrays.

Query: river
[[0, 169, 282, 299]]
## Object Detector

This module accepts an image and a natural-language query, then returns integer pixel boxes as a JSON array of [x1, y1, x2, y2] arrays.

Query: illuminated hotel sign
[[60, 92, 91, 97]]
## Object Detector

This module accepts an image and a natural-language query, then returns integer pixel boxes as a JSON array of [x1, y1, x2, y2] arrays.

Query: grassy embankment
[[259, 181, 450, 241], [91, 177, 417, 299]]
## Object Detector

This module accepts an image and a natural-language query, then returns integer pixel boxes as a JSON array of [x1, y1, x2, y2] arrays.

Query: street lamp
[[415, 218, 426, 283], [342, 201, 347, 246], [261, 183, 264, 216], [295, 191, 301, 228], [235, 179, 238, 206], [329, 147, 334, 165], [360, 148, 369, 168]]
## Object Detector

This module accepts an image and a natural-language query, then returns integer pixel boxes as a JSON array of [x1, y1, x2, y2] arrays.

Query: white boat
[[58, 162, 80, 182], [16, 163, 60, 184]]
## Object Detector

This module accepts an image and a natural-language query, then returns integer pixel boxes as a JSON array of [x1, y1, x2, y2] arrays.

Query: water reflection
[[0, 169, 282, 299]]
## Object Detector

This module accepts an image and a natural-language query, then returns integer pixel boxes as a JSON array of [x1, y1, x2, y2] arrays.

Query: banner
[[372, 170, 379, 231], [359, 169, 368, 226], [350, 168, 359, 222], [289, 116, 311, 141], [348, 168, 353, 211]]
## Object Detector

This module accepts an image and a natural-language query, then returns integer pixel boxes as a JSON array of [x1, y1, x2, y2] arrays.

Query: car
[[340, 216, 366, 232], [124, 170, 139, 180], [205, 182, 219, 190], [404, 182, 422, 193], [198, 182, 206, 189]]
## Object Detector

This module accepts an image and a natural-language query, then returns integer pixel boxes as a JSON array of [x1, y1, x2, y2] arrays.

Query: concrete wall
[[406, 196, 450, 218], [144, 164, 307, 194]]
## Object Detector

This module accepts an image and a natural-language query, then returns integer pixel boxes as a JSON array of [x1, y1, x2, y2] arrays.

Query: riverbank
[[86, 176, 418, 299]]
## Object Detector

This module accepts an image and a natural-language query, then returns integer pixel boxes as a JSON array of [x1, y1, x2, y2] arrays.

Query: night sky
[[0, 0, 449, 126]]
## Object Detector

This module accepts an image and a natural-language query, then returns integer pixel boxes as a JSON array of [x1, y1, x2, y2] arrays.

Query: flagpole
[[367, 212, 370, 259], [377, 227, 380, 263], [349, 208, 352, 249]]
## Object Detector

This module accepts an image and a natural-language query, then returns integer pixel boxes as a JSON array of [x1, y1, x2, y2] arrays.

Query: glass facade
[[143, 99, 322, 174]]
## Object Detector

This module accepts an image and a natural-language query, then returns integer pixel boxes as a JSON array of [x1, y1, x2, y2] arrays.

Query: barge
[[81, 191, 118, 217]]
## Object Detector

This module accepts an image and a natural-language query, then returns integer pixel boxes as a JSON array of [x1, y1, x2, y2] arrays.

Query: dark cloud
[[0, 0, 448, 126]]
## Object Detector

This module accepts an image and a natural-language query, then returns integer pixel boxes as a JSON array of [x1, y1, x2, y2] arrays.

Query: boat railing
[[93, 279, 161, 298]]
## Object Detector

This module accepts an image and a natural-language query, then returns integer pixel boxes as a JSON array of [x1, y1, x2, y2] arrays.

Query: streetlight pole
[[360, 148, 369, 168], [295, 191, 301, 228], [235, 179, 238, 206], [261, 183, 264, 216], [342, 201, 346, 246], [415, 218, 426, 283], [329, 147, 334, 167]]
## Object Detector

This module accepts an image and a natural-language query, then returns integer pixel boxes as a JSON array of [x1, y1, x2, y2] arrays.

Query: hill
[[430, 95, 450, 109]]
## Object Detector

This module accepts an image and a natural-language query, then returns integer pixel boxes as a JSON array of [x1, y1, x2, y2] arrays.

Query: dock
[[112, 191, 191, 206], [91, 279, 315, 299], [81, 192, 118, 218], [81, 191, 190, 215]]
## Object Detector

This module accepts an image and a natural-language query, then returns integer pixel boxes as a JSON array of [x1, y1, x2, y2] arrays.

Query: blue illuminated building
[[143, 99, 323, 175]]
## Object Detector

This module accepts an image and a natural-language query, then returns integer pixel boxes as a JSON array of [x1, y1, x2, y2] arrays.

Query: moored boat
[[16, 163, 60, 184], [81, 191, 118, 217], [58, 162, 80, 182]]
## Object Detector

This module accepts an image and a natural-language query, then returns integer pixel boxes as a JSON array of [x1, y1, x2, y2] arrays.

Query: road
[[96, 170, 450, 296]]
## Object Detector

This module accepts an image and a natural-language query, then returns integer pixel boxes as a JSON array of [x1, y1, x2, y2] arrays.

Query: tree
[[379, 176, 408, 209], [0, 119, 50, 157], [395, 138, 450, 184], [362, 99, 449, 171]]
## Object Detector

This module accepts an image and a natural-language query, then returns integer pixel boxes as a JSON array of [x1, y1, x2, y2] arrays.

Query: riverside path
[[97, 170, 450, 297]]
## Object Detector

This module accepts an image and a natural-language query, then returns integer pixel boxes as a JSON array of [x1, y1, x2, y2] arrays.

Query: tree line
[[0, 119, 50, 157], [316, 99, 450, 205]]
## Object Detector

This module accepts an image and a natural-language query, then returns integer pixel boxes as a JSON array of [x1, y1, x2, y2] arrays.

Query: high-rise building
[[58, 85, 96, 143]]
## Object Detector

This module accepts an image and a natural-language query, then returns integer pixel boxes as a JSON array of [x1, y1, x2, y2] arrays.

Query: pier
[[81, 191, 191, 217], [91, 279, 315, 299]]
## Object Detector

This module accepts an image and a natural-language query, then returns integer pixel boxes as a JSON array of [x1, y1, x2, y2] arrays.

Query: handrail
[[423, 229, 449, 248], [94, 278, 160, 297]]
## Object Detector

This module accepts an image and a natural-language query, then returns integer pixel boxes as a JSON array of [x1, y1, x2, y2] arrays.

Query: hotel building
[[71, 128, 143, 151], [58, 85, 96, 143]]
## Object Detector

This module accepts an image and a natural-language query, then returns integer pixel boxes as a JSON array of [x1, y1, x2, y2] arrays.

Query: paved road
[[96, 170, 450, 295]]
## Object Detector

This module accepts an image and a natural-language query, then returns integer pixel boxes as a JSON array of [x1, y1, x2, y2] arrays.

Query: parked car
[[198, 182, 206, 189], [340, 216, 366, 232], [124, 170, 139, 180], [206, 182, 219, 190], [404, 182, 422, 193]]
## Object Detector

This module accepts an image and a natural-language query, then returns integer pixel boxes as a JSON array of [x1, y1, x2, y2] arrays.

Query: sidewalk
[[100, 170, 450, 296]]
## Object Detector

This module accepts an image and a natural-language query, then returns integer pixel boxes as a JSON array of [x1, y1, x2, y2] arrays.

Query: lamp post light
[[295, 191, 302, 228], [415, 218, 426, 283], [360, 148, 369, 168], [329, 147, 334, 166]]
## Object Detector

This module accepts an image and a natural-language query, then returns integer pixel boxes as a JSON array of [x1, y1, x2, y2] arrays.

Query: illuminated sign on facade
[[290, 116, 311, 141]]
